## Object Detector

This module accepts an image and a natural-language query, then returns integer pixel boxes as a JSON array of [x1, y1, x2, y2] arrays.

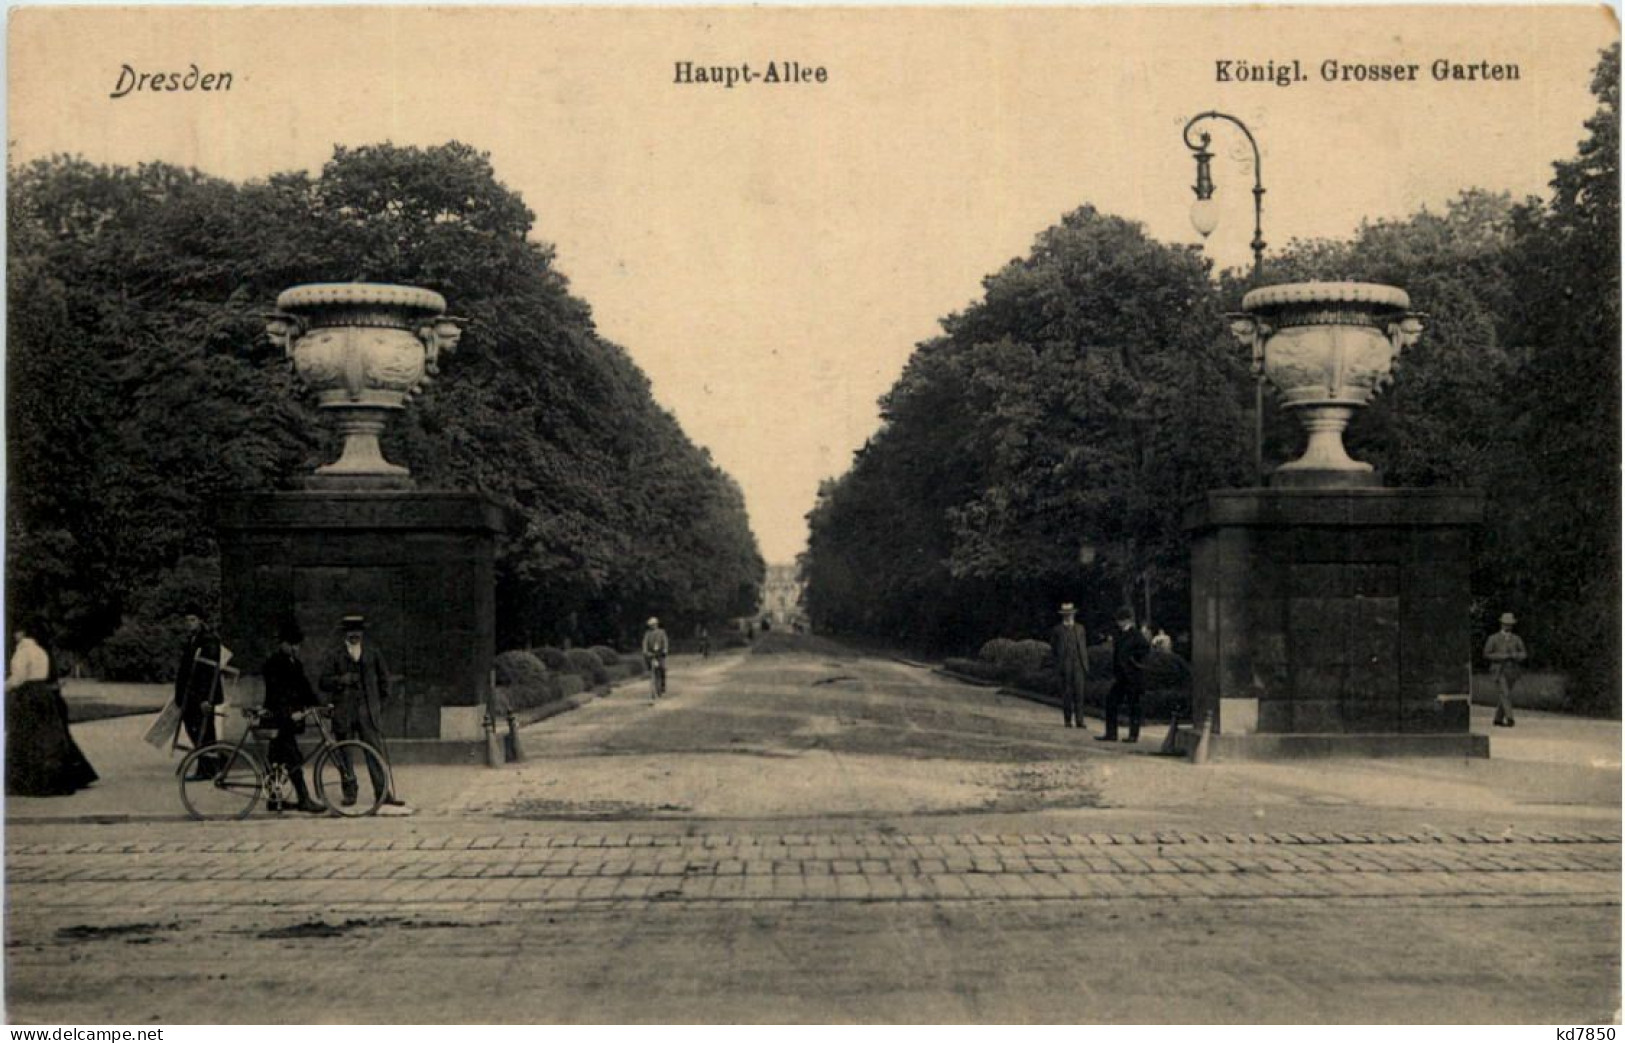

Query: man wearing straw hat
[[642, 617, 670, 701], [1483, 612, 1527, 728], [1049, 603, 1090, 729], [318, 614, 404, 806]]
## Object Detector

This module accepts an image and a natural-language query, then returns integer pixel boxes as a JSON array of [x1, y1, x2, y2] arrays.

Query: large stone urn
[[266, 282, 462, 486], [1228, 282, 1423, 488]]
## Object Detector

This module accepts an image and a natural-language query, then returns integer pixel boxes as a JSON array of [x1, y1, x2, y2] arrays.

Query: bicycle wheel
[[178, 744, 264, 821], [311, 740, 391, 817]]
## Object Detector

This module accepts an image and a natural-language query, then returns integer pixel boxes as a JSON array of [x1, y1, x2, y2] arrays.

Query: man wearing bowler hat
[[1483, 612, 1527, 728], [1049, 603, 1090, 729], [261, 617, 324, 814], [318, 614, 404, 806], [1099, 605, 1150, 744]]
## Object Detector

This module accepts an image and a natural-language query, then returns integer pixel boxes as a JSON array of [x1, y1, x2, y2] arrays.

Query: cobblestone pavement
[[7, 823, 1620, 1023], [8, 826, 1621, 912]]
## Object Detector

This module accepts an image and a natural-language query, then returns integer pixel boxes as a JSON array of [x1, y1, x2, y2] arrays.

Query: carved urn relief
[[266, 283, 461, 485], [1228, 281, 1424, 487]]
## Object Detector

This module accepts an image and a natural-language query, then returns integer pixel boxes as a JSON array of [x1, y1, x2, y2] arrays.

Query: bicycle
[[177, 705, 392, 821], [646, 655, 667, 701]]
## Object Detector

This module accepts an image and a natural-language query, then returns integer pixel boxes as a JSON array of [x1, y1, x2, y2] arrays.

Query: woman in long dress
[[5, 623, 98, 796]]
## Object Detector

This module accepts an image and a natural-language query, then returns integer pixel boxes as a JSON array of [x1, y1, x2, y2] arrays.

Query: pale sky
[[8, 6, 1617, 561]]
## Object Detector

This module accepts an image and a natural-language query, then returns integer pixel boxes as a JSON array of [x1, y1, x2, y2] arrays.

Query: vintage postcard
[[6, 4, 1620, 1028]]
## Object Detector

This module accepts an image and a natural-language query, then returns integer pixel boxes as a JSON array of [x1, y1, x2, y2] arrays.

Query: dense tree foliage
[[805, 46, 1619, 711], [7, 142, 763, 667], [1502, 43, 1621, 709], [803, 207, 1249, 648]]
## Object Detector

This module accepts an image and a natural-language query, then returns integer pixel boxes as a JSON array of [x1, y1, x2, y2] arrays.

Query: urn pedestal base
[[216, 490, 507, 764], [1180, 487, 1489, 762], [1271, 468, 1382, 490], [302, 474, 415, 492]]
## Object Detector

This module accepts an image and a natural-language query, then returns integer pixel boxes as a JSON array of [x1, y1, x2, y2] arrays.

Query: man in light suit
[[1483, 612, 1527, 728], [1049, 602, 1090, 729], [318, 614, 403, 807], [642, 616, 670, 700]]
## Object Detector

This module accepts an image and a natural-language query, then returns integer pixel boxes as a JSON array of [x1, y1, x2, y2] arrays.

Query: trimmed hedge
[[979, 637, 1050, 674], [493, 649, 553, 712], [590, 645, 621, 667], [977, 638, 1017, 665], [534, 646, 570, 671], [499, 667, 593, 712], [499, 679, 555, 713], [564, 647, 608, 686], [494, 649, 548, 687]]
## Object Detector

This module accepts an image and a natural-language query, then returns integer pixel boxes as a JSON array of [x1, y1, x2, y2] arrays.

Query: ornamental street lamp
[[1183, 110, 1267, 484]]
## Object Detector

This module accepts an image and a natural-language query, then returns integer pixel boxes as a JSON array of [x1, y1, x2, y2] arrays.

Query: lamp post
[[1183, 110, 1267, 484]]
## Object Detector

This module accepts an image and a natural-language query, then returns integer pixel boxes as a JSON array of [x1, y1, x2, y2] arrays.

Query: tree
[[1500, 44, 1621, 709], [804, 206, 1247, 650], [7, 143, 764, 666]]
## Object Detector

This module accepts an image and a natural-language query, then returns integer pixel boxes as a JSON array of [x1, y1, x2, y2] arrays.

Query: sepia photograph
[[4, 3, 1620, 1026]]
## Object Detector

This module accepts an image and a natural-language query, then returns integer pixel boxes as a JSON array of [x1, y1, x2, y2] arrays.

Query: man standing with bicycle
[[642, 617, 669, 701], [318, 615, 405, 808], [261, 617, 325, 814]]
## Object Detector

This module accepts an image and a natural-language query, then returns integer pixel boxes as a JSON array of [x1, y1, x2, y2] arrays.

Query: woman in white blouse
[[5, 622, 97, 796], [6, 628, 51, 689]]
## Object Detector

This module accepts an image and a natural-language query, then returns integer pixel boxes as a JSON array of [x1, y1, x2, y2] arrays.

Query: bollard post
[[1191, 710, 1213, 766], [483, 712, 503, 767], [1159, 710, 1182, 756], [484, 667, 507, 767], [506, 713, 527, 763]]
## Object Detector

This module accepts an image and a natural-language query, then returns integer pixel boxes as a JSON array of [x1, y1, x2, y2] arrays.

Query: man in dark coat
[[1099, 605, 1151, 744], [174, 606, 226, 770], [317, 614, 403, 807], [262, 617, 324, 813], [1049, 602, 1090, 729]]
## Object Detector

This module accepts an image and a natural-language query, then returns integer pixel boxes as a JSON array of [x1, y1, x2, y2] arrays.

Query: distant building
[[758, 564, 806, 631]]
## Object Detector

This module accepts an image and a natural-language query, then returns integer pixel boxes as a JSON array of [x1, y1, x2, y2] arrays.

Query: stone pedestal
[[1181, 488, 1489, 760], [216, 490, 506, 763]]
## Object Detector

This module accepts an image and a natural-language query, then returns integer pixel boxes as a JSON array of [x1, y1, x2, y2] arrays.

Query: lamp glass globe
[[1189, 197, 1220, 238]]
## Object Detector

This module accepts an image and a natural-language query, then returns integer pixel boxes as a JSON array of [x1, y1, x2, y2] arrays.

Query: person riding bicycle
[[261, 617, 324, 814], [642, 617, 669, 700]]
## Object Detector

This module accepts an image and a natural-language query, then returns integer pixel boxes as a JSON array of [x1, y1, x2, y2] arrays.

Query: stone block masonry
[[216, 490, 506, 749], [1184, 488, 1485, 757]]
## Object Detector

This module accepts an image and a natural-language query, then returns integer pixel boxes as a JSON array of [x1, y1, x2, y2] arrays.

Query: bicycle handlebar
[[243, 704, 335, 722]]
